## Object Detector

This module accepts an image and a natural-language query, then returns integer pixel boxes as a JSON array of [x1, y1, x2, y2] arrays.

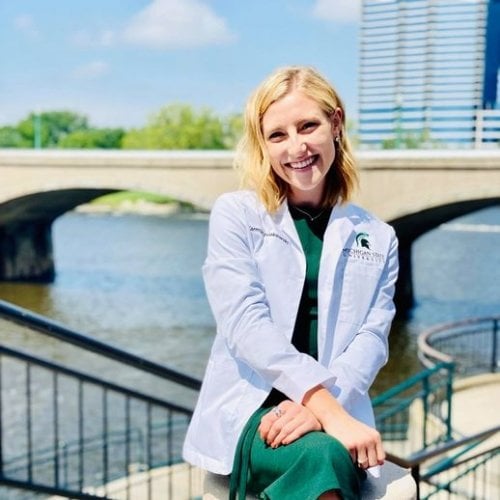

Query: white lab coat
[[183, 190, 399, 475]]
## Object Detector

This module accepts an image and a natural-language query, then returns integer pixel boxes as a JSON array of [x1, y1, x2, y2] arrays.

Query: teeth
[[289, 156, 316, 169]]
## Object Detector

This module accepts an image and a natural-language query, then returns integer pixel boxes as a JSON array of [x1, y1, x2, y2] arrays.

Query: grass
[[90, 191, 196, 211]]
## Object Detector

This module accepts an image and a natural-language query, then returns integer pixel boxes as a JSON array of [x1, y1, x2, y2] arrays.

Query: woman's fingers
[[259, 401, 321, 448], [351, 429, 385, 469]]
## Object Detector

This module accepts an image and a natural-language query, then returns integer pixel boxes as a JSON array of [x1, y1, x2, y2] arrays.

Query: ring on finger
[[357, 459, 368, 468], [272, 406, 284, 418]]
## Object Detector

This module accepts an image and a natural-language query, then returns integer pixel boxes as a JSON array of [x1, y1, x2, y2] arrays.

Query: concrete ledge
[[203, 460, 416, 499]]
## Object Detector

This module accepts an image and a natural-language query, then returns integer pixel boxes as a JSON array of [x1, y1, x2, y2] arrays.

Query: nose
[[288, 134, 306, 157]]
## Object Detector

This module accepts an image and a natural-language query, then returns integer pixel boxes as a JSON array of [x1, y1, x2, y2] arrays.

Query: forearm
[[302, 384, 385, 468], [302, 385, 348, 427]]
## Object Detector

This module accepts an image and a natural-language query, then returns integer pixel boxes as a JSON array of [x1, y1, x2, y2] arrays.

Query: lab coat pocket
[[338, 259, 384, 326]]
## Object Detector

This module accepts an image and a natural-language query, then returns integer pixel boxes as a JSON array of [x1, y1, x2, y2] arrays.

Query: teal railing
[[374, 316, 500, 499], [373, 362, 455, 458]]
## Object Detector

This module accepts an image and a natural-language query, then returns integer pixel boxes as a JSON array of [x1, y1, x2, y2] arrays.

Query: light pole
[[33, 110, 42, 149]]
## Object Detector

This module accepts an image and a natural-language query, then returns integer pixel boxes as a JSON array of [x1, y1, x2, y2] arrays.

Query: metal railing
[[475, 109, 500, 148], [0, 300, 203, 499], [373, 315, 500, 498], [1, 299, 499, 499], [388, 426, 499, 500], [372, 362, 455, 460], [419, 315, 499, 376]]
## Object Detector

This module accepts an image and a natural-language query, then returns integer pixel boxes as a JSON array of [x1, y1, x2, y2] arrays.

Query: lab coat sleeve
[[326, 228, 399, 413], [203, 194, 336, 403]]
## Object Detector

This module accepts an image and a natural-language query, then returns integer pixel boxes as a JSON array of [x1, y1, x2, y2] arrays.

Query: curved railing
[[418, 316, 499, 377]]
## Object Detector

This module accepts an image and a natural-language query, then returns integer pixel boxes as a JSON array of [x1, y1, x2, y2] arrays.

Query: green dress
[[230, 206, 363, 500]]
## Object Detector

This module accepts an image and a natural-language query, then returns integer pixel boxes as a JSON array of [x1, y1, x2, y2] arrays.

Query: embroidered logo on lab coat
[[355, 232, 370, 249], [343, 233, 384, 264]]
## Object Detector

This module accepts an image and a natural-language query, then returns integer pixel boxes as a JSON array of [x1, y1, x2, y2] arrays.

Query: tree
[[0, 126, 30, 147], [223, 113, 244, 149], [57, 128, 125, 149], [122, 103, 232, 150], [382, 128, 442, 149], [17, 111, 89, 148]]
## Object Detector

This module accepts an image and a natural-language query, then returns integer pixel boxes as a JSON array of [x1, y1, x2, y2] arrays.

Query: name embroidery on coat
[[249, 226, 289, 244]]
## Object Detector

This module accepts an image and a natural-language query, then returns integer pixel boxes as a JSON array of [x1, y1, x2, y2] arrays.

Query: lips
[[286, 154, 318, 170]]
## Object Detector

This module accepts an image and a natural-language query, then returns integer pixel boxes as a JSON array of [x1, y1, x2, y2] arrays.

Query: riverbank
[[75, 190, 202, 216]]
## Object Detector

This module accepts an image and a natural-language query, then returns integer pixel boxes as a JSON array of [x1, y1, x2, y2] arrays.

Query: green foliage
[[93, 191, 174, 205], [58, 128, 124, 149], [122, 103, 242, 150], [0, 126, 30, 147], [90, 191, 196, 212], [223, 113, 244, 149], [17, 110, 89, 147], [382, 128, 442, 149], [1, 104, 243, 150]]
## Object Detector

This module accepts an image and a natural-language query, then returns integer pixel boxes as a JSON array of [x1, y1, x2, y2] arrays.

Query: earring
[[334, 135, 340, 143]]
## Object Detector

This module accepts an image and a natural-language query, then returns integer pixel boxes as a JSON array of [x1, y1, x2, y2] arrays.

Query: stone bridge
[[0, 148, 499, 317]]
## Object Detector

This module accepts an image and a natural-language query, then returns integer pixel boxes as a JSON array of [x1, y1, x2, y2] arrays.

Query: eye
[[301, 121, 319, 132], [268, 131, 285, 141]]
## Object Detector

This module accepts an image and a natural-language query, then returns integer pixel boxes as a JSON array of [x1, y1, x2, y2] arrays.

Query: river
[[0, 206, 499, 396]]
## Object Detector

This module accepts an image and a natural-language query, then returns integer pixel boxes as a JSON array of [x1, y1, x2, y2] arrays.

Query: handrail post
[[411, 464, 421, 500], [422, 376, 430, 449], [0, 356, 3, 480], [445, 363, 454, 441]]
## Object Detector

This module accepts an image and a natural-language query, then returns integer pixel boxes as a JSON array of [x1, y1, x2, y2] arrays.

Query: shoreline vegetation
[[76, 191, 202, 216]]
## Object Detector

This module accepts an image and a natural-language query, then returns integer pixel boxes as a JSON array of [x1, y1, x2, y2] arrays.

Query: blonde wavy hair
[[236, 66, 358, 212]]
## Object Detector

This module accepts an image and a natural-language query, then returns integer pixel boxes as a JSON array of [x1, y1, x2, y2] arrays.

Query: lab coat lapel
[[273, 200, 304, 254], [317, 204, 356, 365]]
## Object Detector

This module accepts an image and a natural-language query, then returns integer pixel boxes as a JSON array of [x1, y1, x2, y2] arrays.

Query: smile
[[286, 155, 318, 170]]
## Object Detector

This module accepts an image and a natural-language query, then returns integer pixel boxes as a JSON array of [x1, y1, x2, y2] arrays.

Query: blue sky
[[0, 0, 361, 128]]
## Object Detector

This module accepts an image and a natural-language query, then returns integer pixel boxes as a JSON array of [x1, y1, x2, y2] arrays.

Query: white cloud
[[312, 0, 361, 23], [122, 0, 235, 49], [14, 14, 40, 38], [72, 61, 110, 80]]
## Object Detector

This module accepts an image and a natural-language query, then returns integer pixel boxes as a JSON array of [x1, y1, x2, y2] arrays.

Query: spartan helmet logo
[[355, 232, 370, 249]]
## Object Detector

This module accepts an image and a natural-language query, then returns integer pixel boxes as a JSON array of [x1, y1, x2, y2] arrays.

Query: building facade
[[359, 0, 500, 149]]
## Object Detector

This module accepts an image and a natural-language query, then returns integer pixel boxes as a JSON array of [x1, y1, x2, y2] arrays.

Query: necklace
[[290, 204, 329, 222]]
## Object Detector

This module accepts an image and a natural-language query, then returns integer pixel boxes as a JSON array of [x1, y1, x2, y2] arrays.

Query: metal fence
[[418, 316, 499, 376], [373, 362, 454, 460], [0, 300, 203, 499]]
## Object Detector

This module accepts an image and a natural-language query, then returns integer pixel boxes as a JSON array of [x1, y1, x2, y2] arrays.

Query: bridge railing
[[0, 300, 203, 499], [475, 109, 500, 148], [418, 316, 499, 376]]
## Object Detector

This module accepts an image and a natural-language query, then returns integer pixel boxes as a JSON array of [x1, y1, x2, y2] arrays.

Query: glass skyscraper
[[359, 0, 500, 149]]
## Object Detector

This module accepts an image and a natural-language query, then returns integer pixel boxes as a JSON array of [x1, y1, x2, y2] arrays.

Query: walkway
[[452, 373, 500, 445]]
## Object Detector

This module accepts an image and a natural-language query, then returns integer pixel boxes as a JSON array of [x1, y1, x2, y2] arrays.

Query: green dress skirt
[[230, 206, 363, 500]]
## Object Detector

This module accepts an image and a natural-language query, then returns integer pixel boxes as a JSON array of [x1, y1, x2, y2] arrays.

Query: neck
[[288, 190, 323, 209]]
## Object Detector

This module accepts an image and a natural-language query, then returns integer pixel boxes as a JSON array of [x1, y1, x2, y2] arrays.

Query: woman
[[183, 66, 399, 499]]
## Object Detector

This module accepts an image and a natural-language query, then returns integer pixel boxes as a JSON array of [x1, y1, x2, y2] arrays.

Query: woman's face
[[261, 89, 341, 206]]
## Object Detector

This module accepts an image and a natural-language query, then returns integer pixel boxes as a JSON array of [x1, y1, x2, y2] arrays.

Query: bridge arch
[[0, 188, 118, 281], [390, 197, 500, 317]]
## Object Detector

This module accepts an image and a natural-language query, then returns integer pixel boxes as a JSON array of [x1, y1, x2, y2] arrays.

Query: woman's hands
[[258, 400, 321, 448], [302, 385, 385, 470], [257, 387, 385, 471], [321, 409, 385, 470]]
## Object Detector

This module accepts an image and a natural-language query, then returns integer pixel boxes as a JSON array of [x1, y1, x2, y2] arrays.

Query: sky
[[0, 0, 362, 129]]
